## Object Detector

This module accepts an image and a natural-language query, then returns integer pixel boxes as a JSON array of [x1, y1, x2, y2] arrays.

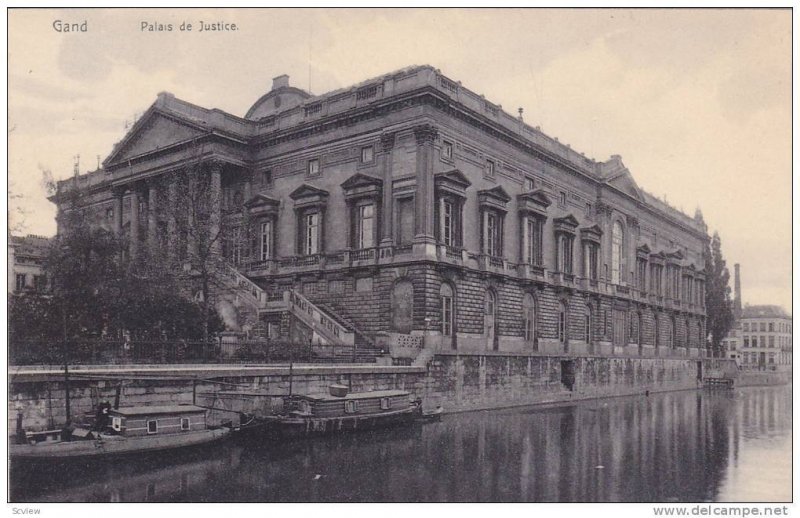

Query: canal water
[[10, 384, 791, 503]]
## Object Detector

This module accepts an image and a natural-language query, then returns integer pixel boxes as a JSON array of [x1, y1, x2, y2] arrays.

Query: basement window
[[380, 398, 391, 410], [147, 420, 158, 434], [180, 417, 190, 431], [345, 401, 358, 413]]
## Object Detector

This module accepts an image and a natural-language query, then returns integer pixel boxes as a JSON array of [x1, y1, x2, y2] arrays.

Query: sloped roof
[[741, 305, 791, 319]]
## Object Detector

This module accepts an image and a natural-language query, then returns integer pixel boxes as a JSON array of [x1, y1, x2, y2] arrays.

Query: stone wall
[[9, 355, 744, 433]]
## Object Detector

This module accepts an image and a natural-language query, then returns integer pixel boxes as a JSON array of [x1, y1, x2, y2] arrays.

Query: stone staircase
[[213, 262, 383, 362]]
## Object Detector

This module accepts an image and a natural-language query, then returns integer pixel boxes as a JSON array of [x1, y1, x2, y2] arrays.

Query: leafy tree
[[704, 231, 735, 357]]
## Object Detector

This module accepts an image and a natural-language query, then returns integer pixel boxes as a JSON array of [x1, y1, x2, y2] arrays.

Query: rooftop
[[741, 305, 791, 319]]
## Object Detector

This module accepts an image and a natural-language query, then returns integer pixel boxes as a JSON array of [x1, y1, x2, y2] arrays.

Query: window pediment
[[637, 243, 651, 257], [478, 185, 511, 212], [666, 249, 684, 261], [341, 173, 382, 202], [244, 193, 280, 216], [290, 183, 329, 209], [579, 224, 603, 243], [553, 214, 579, 234], [517, 189, 551, 217], [649, 250, 666, 263], [435, 169, 471, 198]]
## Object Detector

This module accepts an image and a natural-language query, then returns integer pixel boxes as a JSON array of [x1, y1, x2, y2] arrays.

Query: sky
[[7, 8, 791, 310]]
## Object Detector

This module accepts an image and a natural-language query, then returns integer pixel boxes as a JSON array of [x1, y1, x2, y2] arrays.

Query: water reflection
[[10, 384, 791, 503]]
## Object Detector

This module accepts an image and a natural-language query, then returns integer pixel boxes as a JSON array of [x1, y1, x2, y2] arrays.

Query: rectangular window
[[637, 259, 648, 292], [559, 191, 567, 206], [106, 207, 114, 221], [485, 159, 495, 177], [357, 204, 375, 249], [559, 235, 574, 274], [525, 217, 544, 266], [583, 243, 598, 280], [769, 322, 774, 332], [260, 221, 272, 261], [743, 337, 749, 348], [743, 322, 749, 332], [262, 170, 273, 188], [760, 322, 766, 332], [525, 177, 535, 191], [111, 417, 122, 432], [442, 200, 454, 247], [485, 212, 502, 257], [769, 336, 775, 347], [380, 398, 391, 410], [180, 417, 190, 431], [442, 294, 453, 337], [442, 141, 453, 161], [305, 213, 319, 255], [345, 400, 358, 413], [147, 420, 158, 434], [360, 146, 374, 164], [760, 336, 766, 347], [15, 273, 25, 292], [307, 159, 320, 176]]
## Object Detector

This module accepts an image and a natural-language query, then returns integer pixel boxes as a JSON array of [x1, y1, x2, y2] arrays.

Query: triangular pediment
[[580, 224, 603, 235], [478, 185, 511, 203], [605, 165, 643, 201], [104, 107, 211, 167], [517, 189, 552, 209], [637, 243, 651, 255], [687, 263, 697, 271], [244, 193, 280, 209], [667, 249, 684, 261], [341, 173, 383, 190], [650, 250, 666, 260], [289, 183, 329, 200], [435, 169, 471, 189], [553, 214, 579, 228]]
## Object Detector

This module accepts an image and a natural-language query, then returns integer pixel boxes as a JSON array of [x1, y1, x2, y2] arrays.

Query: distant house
[[8, 234, 52, 294]]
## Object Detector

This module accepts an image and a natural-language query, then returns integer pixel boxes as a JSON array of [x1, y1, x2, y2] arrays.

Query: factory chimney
[[734, 263, 742, 319]]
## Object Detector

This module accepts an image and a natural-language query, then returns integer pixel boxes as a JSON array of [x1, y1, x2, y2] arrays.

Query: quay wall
[[9, 355, 748, 431]]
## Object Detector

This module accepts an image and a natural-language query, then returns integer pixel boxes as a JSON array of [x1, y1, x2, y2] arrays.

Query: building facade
[[8, 234, 51, 294], [51, 65, 709, 355], [737, 305, 792, 369]]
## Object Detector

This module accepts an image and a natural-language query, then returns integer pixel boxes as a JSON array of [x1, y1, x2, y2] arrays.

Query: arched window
[[559, 302, 568, 345], [440, 283, 454, 338], [523, 294, 537, 346], [391, 280, 414, 334], [685, 319, 691, 348], [485, 290, 498, 350], [611, 221, 624, 284], [655, 314, 660, 348], [637, 312, 643, 346], [669, 316, 676, 349], [584, 306, 592, 345]]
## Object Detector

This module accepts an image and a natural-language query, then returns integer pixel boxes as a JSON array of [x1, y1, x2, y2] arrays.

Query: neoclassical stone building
[[51, 65, 709, 356]]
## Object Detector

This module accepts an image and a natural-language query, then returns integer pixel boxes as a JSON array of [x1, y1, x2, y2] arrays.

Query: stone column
[[167, 179, 178, 263], [129, 188, 140, 259], [209, 162, 223, 256], [243, 171, 252, 202], [147, 181, 159, 251], [379, 132, 396, 248], [113, 191, 123, 235], [413, 124, 437, 253]]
